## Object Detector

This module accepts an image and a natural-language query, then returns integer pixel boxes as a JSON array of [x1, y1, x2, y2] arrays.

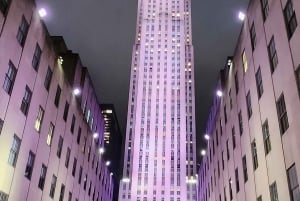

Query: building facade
[[0, 0, 113, 201], [119, 0, 197, 200], [100, 104, 123, 201], [198, 0, 300, 201]]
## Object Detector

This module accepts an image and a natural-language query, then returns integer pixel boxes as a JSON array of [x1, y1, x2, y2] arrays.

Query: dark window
[[224, 105, 227, 123], [54, 85, 61, 107], [270, 182, 279, 201], [44, 67, 53, 91], [235, 168, 240, 192], [262, 120, 271, 154], [72, 157, 77, 176], [232, 127, 236, 149], [63, 101, 69, 121], [8, 134, 21, 167], [0, 0, 11, 15], [277, 94, 289, 134], [3, 61, 17, 95], [49, 175, 57, 198], [78, 166, 83, 184], [257, 195, 262, 201], [77, 127, 81, 144], [229, 90, 232, 109], [284, 0, 297, 39], [32, 43, 42, 71], [57, 136, 63, 158], [226, 140, 230, 160], [251, 140, 258, 170], [70, 115, 75, 133], [250, 22, 257, 50], [220, 119, 223, 136], [260, 0, 269, 21], [268, 36, 278, 73], [222, 151, 225, 170], [38, 164, 47, 190], [16, 16, 29, 46], [59, 184, 65, 201], [20, 86, 32, 115], [235, 72, 239, 94], [296, 66, 300, 95], [246, 91, 252, 118], [255, 67, 264, 99], [68, 192, 72, 201], [224, 187, 227, 201], [287, 164, 300, 201], [0, 118, 3, 134], [229, 179, 233, 200], [25, 151, 35, 180], [216, 130, 219, 146], [65, 147, 71, 168], [242, 155, 248, 182], [88, 181, 92, 195], [238, 111, 243, 135]]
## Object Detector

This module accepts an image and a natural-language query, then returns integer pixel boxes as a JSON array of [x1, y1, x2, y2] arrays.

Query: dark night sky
[[37, 0, 249, 160]]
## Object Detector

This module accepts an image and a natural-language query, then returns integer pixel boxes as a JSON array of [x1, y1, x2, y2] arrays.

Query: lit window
[[46, 122, 55, 146], [242, 50, 248, 73]]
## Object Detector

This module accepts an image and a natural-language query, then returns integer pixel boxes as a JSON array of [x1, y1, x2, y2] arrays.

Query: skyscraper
[[119, 0, 197, 200]]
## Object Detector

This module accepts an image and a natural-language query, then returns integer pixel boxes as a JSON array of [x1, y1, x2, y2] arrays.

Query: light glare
[[106, 161, 111, 166], [201, 149, 206, 156], [99, 147, 105, 154], [38, 8, 47, 18], [73, 88, 81, 96], [216, 90, 223, 97], [204, 134, 210, 140], [238, 11, 246, 21]]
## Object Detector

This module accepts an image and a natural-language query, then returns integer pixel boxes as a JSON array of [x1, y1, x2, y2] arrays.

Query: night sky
[[37, 0, 249, 161]]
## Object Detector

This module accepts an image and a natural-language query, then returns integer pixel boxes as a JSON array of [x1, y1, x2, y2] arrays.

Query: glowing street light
[[106, 161, 111, 166], [73, 88, 81, 96], [204, 134, 210, 140], [216, 90, 223, 97], [201, 149, 206, 156], [93, 133, 99, 139], [99, 147, 105, 154], [238, 11, 246, 21], [38, 8, 47, 18]]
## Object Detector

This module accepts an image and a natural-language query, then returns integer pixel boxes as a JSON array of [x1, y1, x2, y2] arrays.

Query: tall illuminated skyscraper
[[119, 0, 197, 200]]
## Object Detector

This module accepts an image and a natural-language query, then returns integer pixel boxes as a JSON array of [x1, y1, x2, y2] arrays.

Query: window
[[59, 184, 65, 201], [68, 192, 72, 201], [229, 179, 233, 200], [32, 43, 42, 71], [268, 36, 278, 73], [251, 140, 258, 170], [255, 67, 264, 99], [20, 86, 32, 115], [16, 16, 29, 46], [232, 127, 236, 149], [78, 166, 83, 184], [38, 164, 47, 190], [54, 85, 61, 107], [8, 134, 21, 167], [65, 147, 71, 168], [63, 101, 69, 121], [270, 182, 279, 201], [242, 50, 248, 73], [276, 94, 289, 134], [229, 90, 232, 109], [287, 164, 300, 201], [260, 0, 269, 21], [72, 157, 77, 176], [25, 151, 35, 180], [46, 122, 55, 146], [226, 140, 230, 160], [77, 127, 81, 144], [250, 22, 256, 50], [49, 175, 57, 198], [0, 118, 3, 134], [35, 106, 44, 132], [3, 61, 17, 95], [284, 0, 297, 39], [262, 120, 271, 154], [296, 67, 300, 95], [224, 105, 227, 123], [246, 91, 252, 118], [84, 174, 87, 190], [235, 168, 240, 192], [242, 155, 248, 182], [235, 72, 239, 94], [0, 0, 10, 15], [238, 111, 243, 135], [44, 67, 53, 91], [57, 136, 63, 158], [70, 115, 75, 133], [257, 195, 262, 201]]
